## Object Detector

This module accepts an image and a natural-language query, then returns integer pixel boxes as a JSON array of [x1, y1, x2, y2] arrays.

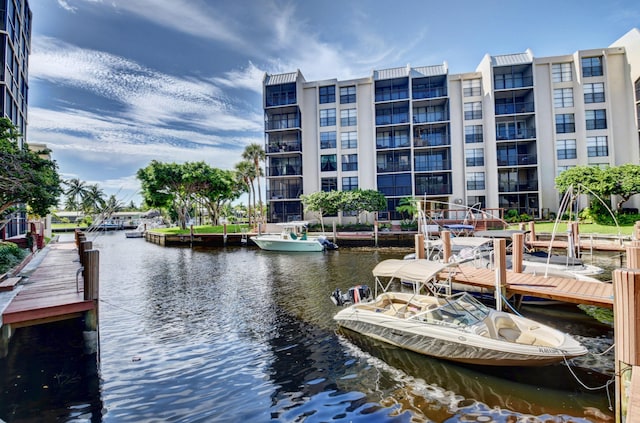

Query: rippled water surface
[[0, 232, 618, 422]]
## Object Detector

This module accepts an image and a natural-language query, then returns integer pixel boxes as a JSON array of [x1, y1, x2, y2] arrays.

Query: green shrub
[[0, 242, 27, 274]]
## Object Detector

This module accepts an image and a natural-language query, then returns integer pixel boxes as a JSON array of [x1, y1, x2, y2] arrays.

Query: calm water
[[0, 232, 619, 422]]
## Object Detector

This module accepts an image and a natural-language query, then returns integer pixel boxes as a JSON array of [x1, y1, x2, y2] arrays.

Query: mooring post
[[414, 233, 425, 259], [332, 221, 337, 244], [374, 218, 379, 248], [528, 221, 536, 243], [493, 238, 507, 311], [634, 221, 640, 241], [627, 243, 640, 270], [223, 223, 227, 246], [441, 230, 451, 263], [512, 232, 524, 273], [83, 249, 100, 357], [79, 240, 92, 269], [613, 267, 640, 422]]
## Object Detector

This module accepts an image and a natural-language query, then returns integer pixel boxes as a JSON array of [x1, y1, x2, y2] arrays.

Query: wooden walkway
[[438, 266, 614, 308], [526, 238, 627, 253], [2, 241, 95, 327]]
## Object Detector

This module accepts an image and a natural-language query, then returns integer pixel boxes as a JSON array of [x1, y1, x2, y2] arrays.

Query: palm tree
[[235, 161, 255, 225], [242, 143, 266, 223], [83, 184, 106, 215], [63, 178, 89, 220]]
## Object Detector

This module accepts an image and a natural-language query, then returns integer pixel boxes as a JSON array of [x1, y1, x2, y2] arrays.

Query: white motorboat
[[125, 230, 144, 238], [332, 259, 588, 366], [251, 221, 338, 252]]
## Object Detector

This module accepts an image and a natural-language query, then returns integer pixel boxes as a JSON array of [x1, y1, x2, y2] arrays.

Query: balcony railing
[[265, 118, 301, 131], [267, 141, 301, 153], [412, 87, 447, 100], [497, 153, 537, 166], [267, 165, 302, 177], [414, 134, 450, 147], [498, 182, 539, 192], [496, 128, 536, 141], [494, 101, 535, 115], [377, 162, 411, 173], [494, 76, 534, 90]]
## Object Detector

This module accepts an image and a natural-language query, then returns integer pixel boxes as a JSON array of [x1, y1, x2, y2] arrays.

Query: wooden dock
[[438, 266, 614, 308], [0, 237, 99, 357]]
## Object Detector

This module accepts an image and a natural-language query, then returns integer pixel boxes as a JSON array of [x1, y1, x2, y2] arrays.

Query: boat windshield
[[413, 292, 491, 327]]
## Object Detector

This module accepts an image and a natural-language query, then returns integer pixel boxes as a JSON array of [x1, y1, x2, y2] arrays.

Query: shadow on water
[[0, 233, 618, 422]]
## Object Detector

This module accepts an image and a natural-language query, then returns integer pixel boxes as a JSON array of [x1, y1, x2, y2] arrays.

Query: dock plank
[[2, 241, 96, 327]]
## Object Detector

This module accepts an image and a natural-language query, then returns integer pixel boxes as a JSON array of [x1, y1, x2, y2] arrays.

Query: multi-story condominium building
[[263, 28, 640, 223], [0, 0, 32, 239]]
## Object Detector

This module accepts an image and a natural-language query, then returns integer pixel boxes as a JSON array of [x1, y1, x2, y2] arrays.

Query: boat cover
[[372, 259, 450, 283]]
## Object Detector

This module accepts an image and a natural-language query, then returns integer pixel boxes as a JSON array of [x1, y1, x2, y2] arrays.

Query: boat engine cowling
[[317, 236, 339, 250], [330, 285, 372, 306]]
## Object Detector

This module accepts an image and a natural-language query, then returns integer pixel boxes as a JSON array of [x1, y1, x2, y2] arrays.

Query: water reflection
[[0, 233, 617, 422]]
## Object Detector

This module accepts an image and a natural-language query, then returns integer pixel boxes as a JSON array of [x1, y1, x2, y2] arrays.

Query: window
[[465, 125, 483, 143], [463, 79, 481, 97], [552, 63, 572, 82], [584, 83, 605, 103], [553, 88, 573, 108], [265, 83, 296, 107], [320, 131, 336, 149], [321, 154, 337, 171], [466, 172, 485, 190], [342, 176, 358, 191], [340, 108, 357, 126], [557, 165, 575, 176], [377, 173, 412, 196], [556, 139, 577, 160], [340, 86, 356, 104], [341, 131, 357, 149], [464, 102, 482, 120], [321, 177, 337, 192], [587, 136, 608, 157], [319, 85, 335, 104], [414, 150, 450, 171], [377, 150, 411, 172], [555, 113, 575, 133], [582, 56, 603, 77], [319, 108, 336, 126], [465, 148, 484, 167], [341, 154, 358, 171], [586, 109, 607, 130]]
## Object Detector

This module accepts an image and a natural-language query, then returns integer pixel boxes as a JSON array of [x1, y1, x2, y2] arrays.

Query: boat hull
[[251, 236, 324, 252], [334, 309, 585, 366]]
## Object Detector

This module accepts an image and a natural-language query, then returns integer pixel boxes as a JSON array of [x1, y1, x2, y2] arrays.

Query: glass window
[[465, 125, 483, 143], [464, 102, 482, 120], [342, 176, 358, 191], [587, 136, 608, 157], [340, 108, 357, 126], [320, 154, 337, 171], [552, 63, 572, 82], [556, 139, 577, 160], [320, 131, 336, 149], [319, 108, 336, 127], [584, 83, 605, 103], [319, 85, 335, 104], [466, 172, 485, 190], [553, 88, 573, 108], [555, 113, 575, 133], [463, 79, 481, 97], [321, 177, 337, 192], [414, 150, 450, 172], [586, 109, 607, 130], [582, 56, 603, 77], [341, 154, 358, 171], [556, 165, 575, 176], [340, 86, 356, 104], [341, 131, 357, 149], [465, 148, 484, 167], [377, 173, 412, 196], [265, 83, 296, 107]]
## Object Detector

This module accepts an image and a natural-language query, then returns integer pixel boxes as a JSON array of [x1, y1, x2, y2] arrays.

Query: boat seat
[[494, 316, 522, 342], [289, 232, 298, 240]]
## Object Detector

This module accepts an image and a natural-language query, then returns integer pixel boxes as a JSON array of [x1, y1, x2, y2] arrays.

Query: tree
[[603, 164, 640, 211], [83, 184, 106, 215], [242, 143, 266, 223], [63, 178, 89, 212], [341, 189, 387, 223], [234, 160, 256, 226], [0, 118, 62, 217], [301, 190, 341, 232]]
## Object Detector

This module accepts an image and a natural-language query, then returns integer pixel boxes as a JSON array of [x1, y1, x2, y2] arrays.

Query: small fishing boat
[[251, 221, 338, 252], [332, 259, 587, 366]]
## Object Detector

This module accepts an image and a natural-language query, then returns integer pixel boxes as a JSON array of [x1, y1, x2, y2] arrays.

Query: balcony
[[496, 128, 536, 141], [498, 182, 539, 193], [268, 165, 301, 177], [497, 153, 537, 167], [494, 101, 535, 115], [494, 75, 533, 90], [267, 139, 301, 153]]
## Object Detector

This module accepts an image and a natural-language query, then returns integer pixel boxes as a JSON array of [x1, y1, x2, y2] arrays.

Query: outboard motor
[[317, 236, 339, 250], [330, 285, 371, 306]]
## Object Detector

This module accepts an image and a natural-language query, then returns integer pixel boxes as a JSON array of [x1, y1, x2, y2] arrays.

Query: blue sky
[[28, 0, 640, 207]]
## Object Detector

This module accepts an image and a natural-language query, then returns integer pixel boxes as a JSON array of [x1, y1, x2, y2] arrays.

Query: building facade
[[0, 0, 32, 239], [263, 28, 640, 223]]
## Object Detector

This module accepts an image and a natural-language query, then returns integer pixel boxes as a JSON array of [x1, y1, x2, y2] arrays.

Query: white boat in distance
[[251, 221, 338, 252], [332, 259, 587, 366]]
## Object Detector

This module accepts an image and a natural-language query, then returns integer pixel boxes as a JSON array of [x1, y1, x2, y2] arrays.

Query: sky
[[27, 0, 640, 208]]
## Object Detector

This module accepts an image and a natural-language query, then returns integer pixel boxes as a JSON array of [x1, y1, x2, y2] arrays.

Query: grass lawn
[[509, 221, 634, 236]]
